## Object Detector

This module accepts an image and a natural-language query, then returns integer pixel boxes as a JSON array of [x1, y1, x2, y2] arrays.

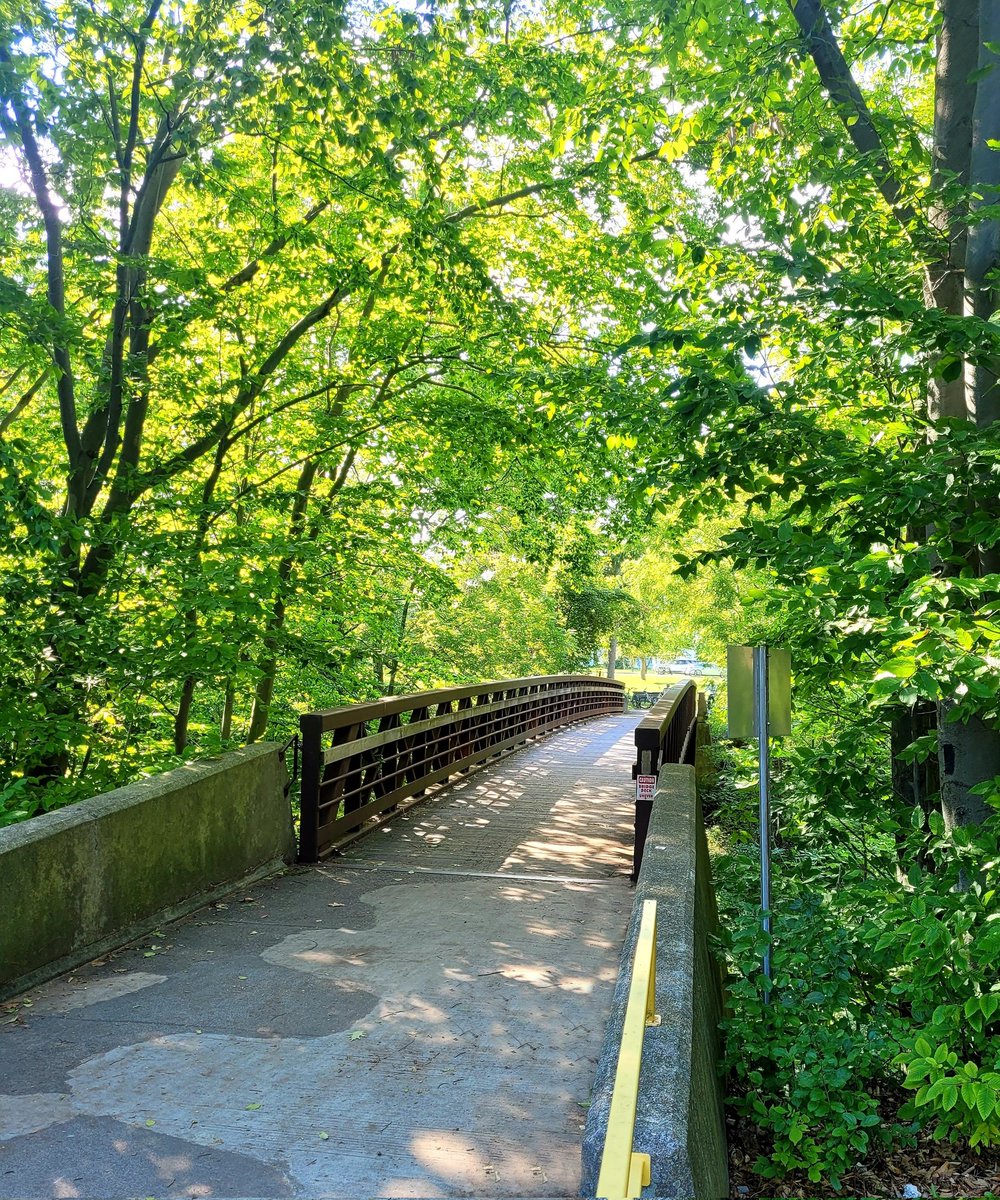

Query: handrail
[[632, 680, 697, 779], [631, 680, 698, 879], [596, 899, 660, 1200], [298, 674, 626, 861]]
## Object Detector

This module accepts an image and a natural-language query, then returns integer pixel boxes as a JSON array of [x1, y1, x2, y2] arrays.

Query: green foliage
[[2, 0, 696, 811], [899, 1037, 1000, 1149], [717, 826, 903, 1188], [711, 688, 1000, 1185], [1, 2, 999, 1186], [875, 801, 1000, 1147]]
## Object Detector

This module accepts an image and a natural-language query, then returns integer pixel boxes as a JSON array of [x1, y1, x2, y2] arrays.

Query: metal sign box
[[727, 646, 791, 739]]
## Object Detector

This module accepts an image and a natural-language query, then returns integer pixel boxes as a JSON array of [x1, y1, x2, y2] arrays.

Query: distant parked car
[[665, 651, 703, 675], [664, 651, 723, 677]]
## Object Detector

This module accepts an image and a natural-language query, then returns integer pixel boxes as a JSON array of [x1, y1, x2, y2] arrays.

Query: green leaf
[[976, 1085, 998, 1120], [879, 656, 917, 679]]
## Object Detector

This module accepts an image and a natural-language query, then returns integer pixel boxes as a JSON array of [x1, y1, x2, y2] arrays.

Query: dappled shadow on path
[[0, 712, 640, 1198], [344, 712, 639, 881]]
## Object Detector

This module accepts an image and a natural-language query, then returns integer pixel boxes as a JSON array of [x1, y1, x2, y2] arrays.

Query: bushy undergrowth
[[709, 726, 1000, 1189]]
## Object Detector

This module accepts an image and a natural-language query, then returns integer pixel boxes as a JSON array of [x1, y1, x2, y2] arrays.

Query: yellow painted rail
[[596, 899, 660, 1200]]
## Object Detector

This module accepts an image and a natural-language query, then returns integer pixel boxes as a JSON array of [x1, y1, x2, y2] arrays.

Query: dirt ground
[[728, 1109, 1000, 1199]]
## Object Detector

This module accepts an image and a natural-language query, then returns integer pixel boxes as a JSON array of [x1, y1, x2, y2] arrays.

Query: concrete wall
[[0, 744, 295, 1001], [581, 763, 728, 1200]]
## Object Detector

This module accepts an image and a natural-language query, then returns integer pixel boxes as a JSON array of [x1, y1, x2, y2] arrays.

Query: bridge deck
[[0, 712, 639, 1200]]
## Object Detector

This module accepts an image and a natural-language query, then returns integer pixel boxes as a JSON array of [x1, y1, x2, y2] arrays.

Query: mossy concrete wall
[[0, 744, 295, 1000], [581, 763, 728, 1200]]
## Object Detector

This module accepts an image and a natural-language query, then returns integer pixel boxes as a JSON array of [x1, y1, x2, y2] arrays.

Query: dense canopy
[[3, 0, 1000, 1184]]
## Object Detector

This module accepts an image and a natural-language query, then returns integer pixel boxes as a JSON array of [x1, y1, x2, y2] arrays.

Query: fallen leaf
[[145, 1119, 155, 1127], [319, 1131, 329, 1140], [246, 1103, 262, 1111], [348, 1030, 366, 1040]]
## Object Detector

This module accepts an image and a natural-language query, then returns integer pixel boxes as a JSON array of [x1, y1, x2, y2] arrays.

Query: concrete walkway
[[0, 712, 639, 1200]]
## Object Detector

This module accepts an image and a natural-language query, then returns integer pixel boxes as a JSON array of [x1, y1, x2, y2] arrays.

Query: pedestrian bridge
[[0, 677, 724, 1200]]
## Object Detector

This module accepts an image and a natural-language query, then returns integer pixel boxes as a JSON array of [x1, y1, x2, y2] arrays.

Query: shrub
[[719, 879, 903, 1188]]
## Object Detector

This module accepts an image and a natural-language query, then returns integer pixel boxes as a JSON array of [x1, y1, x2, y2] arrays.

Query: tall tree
[[789, 0, 1000, 828], [2, 0, 698, 809]]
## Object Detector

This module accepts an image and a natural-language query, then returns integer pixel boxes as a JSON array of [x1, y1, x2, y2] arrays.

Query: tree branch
[[115, 285, 353, 502], [443, 146, 662, 225], [789, 0, 923, 235], [0, 368, 50, 435], [221, 200, 331, 292], [0, 46, 81, 472]]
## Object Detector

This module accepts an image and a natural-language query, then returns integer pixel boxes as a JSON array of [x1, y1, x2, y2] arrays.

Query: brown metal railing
[[298, 675, 626, 862], [630, 680, 698, 879]]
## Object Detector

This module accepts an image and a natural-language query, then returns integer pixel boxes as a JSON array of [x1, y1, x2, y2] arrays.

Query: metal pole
[[753, 644, 772, 996]]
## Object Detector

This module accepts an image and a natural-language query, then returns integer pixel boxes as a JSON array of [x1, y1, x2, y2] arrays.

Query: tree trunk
[[244, 443, 357, 742], [934, 0, 1000, 826], [246, 461, 319, 743], [174, 677, 196, 755], [246, 607, 284, 743], [938, 699, 1000, 830], [384, 595, 411, 697], [172, 436, 230, 754], [970, 7, 1000, 578], [640, 656, 648, 680], [607, 635, 617, 681], [927, 0, 978, 421], [793, 0, 1000, 834], [890, 702, 939, 876], [221, 678, 235, 742], [966, 1, 1000, 429]]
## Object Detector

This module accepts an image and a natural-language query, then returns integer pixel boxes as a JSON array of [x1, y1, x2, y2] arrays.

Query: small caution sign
[[636, 774, 656, 802]]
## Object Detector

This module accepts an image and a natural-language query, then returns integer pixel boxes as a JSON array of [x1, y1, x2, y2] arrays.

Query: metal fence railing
[[298, 675, 626, 861]]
